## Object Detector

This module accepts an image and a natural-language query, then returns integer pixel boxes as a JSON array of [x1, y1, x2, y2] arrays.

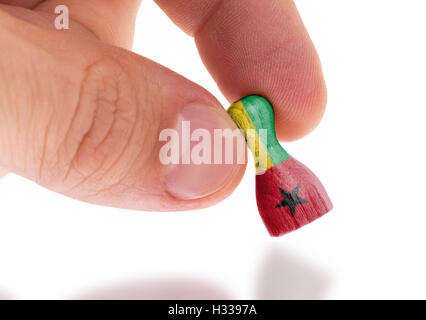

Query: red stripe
[[256, 157, 333, 236]]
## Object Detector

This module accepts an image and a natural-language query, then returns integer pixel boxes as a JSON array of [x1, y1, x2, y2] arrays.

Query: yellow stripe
[[228, 101, 273, 174]]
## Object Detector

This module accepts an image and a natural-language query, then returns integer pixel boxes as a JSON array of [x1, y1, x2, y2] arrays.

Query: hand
[[0, 0, 326, 211]]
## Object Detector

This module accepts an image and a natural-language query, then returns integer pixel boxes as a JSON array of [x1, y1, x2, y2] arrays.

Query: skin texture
[[0, 0, 327, 211], [156, 0, 327, 140]]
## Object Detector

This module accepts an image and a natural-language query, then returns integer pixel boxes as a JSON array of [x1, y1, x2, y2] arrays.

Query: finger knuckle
[[59, 57, 139, 191]]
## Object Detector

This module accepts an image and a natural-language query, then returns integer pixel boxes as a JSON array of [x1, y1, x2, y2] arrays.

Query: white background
[[0, 0, 425, 299]]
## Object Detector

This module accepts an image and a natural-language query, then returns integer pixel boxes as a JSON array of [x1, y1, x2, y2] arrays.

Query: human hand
[[0, 0, 326, 211]]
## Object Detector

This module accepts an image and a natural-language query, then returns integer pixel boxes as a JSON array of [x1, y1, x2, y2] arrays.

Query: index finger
[[156, 0, 327, 141]]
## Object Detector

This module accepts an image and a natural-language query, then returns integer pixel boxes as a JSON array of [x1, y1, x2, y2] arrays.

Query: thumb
[[0, 12, 245, 211]]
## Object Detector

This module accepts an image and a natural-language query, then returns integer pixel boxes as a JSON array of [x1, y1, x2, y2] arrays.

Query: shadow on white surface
[[256, 247, 331, 300], [74, 279, 232, 300], [73, 246, 330, 300]]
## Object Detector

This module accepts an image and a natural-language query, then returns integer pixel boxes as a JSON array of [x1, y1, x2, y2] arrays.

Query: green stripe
[[240, 95, 291, 166]]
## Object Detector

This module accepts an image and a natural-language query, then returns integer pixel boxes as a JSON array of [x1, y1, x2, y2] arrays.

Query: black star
[[275, 184, 308, 216]]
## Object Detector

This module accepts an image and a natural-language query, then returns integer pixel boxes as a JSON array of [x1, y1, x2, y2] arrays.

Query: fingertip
[[192, 0, 327, 141], [271, 63, 328, 141], [161, 159, 247, 212], [209, 44, 328, 142], [163, 103, 247, 204], [188, 159, 247, 210]]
